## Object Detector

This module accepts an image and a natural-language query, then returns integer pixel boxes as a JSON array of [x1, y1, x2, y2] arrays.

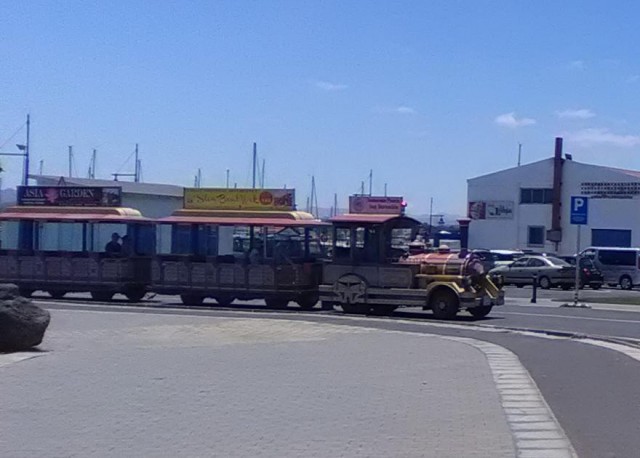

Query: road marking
[[495, 310, 640, 324]]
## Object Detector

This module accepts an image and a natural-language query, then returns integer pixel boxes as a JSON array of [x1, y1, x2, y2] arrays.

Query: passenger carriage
[[0, 186, 154, 301], [151, 188, 328, 308]]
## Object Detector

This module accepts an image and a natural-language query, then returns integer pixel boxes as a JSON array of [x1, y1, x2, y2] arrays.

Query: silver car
[[490, 255, 576, 289]]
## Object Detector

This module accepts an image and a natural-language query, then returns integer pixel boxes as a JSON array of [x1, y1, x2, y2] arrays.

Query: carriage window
[[1, 221, 21, 249], [156, 224, 173, 254], [334, 227, 351, 259], [39, 222, 83, 252]]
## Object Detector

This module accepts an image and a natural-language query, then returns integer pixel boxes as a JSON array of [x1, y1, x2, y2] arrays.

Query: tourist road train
[[0, 186, 504, 320]]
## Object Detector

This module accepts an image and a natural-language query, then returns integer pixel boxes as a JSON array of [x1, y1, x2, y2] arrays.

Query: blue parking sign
[[570, 196, 588, 225]]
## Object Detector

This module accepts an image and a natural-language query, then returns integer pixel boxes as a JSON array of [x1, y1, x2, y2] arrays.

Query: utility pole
[[226, 169, 230, 188], [429, 197, 434, 237], [25, 114, 30, 185], [518, 143, 522, 167], [360, 181, 365, 196], [334, 193, 338, 217], [68, 146, 73, 177], [369, 169, 373, 196], [252, 142, 257, 189], [384, 183, 388, 197], [134, 143, 140, 183], [39, 160, 44, 175], [90, 149, 97, 179]]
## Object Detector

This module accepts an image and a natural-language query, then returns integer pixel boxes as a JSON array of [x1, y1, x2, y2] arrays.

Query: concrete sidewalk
[[0, 309, 569, 457]]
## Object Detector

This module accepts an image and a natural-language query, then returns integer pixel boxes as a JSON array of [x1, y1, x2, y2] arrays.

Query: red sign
[[348, 196, 404, 215]]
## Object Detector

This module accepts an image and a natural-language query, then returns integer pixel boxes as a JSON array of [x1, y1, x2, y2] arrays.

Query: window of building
[[591, 229, 632, 248], [527, 226, 545, 246], [520, 188, 553, 204]]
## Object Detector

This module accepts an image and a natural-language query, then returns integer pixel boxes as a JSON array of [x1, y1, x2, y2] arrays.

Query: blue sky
[[1, 1, 639, 216]]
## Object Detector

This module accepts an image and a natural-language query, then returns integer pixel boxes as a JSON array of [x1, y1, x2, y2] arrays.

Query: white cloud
[[556, 108, 595, 119], [373, 105, 418, 115], [494, 112, 536, 128], [568, 60, 585, 70], [565, 128, 640, 148], [394, 106, 417, 114], [313, 80, 347, 91]]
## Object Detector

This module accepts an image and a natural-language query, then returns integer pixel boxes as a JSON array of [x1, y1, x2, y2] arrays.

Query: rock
[[0, 285, 50, 352]]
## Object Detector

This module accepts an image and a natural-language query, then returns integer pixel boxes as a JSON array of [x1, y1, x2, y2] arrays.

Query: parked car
[[580, 247, 640, 290], [471, 249, 497, 272], [491, 249, 525, 267], [558, 256, 604, 289], [489, 254, 576, 289]]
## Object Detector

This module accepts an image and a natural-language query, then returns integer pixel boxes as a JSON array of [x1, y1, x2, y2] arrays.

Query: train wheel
[[180, 294, 205, 306], [265, 297, 289, 309], [320, 301, 335, 311], [18, 288, 34, 298], [125, 289, 146, 302], [297, 294, 319, 310], [91, 291, 114, 302], [370, 305, 397, 316], [214, 295, 235, 307], [468, 306, 493, 319], [48, 290, 67, 299], [340, 303, 369, 314], [430, 289, 459, 320]]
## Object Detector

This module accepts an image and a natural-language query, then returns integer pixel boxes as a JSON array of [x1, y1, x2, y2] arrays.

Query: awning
[[329, 214, 421, 225], [157, 215, 328, 227], [0, 206, 152, 223]]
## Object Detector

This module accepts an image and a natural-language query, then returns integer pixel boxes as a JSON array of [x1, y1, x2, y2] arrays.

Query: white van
[[580, 247, 640, 289]]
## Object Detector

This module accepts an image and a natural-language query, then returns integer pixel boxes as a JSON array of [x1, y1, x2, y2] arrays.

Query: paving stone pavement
[[0, 309, 519, 458]]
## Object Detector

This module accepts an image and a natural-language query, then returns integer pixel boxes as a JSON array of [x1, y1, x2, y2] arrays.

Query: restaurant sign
[[349, 195, 404, 215], [468, 201, 514, 220], [184, 188, 296, 211], [17, 186, 122, 207]]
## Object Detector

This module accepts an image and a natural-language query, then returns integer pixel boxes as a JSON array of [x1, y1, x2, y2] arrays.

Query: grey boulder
[[0, 284, 50, 352]]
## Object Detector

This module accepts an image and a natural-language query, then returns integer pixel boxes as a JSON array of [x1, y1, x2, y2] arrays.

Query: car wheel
[[620, 275, 633, 290], [539, 276, 552, 289], [590, 283, 601, 290]]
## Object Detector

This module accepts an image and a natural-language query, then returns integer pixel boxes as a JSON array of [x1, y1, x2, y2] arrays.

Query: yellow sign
[[184, 188, 296, 211]]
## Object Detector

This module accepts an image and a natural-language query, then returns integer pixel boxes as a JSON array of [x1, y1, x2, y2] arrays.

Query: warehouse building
[[467, 138, 640, 254]]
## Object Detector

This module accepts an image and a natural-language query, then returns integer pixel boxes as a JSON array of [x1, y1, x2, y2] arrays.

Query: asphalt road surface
[[34, 290, 640, 458]]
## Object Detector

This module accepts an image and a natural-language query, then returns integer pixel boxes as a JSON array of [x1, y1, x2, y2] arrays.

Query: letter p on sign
[[570, 196, 588, 225]]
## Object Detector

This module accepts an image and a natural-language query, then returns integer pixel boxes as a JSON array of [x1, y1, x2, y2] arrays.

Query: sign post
[[563, 196, 590, 308]]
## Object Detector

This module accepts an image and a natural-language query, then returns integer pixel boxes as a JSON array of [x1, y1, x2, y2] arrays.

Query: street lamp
[[0, 115, 30, 185]]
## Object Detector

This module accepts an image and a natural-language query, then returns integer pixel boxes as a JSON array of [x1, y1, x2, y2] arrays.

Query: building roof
[[30, 175, 184, 198]]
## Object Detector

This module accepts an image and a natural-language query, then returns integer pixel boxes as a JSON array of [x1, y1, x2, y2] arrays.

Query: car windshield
[[546, 256, 572, 267]]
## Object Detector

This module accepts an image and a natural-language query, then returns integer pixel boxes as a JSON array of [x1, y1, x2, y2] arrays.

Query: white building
[[467, 141, 640, 254]]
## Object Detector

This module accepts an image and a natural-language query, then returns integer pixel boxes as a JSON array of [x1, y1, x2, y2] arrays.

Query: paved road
[[2, 308, 531, 458], [32, 299, 640, 458]]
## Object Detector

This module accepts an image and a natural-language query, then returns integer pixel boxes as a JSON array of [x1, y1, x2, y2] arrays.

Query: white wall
[[558, 161, 640, 253], [467, 159, 555, 251]]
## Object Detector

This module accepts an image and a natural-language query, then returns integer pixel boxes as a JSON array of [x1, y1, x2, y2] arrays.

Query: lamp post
[[0, 115, 30, 185]]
